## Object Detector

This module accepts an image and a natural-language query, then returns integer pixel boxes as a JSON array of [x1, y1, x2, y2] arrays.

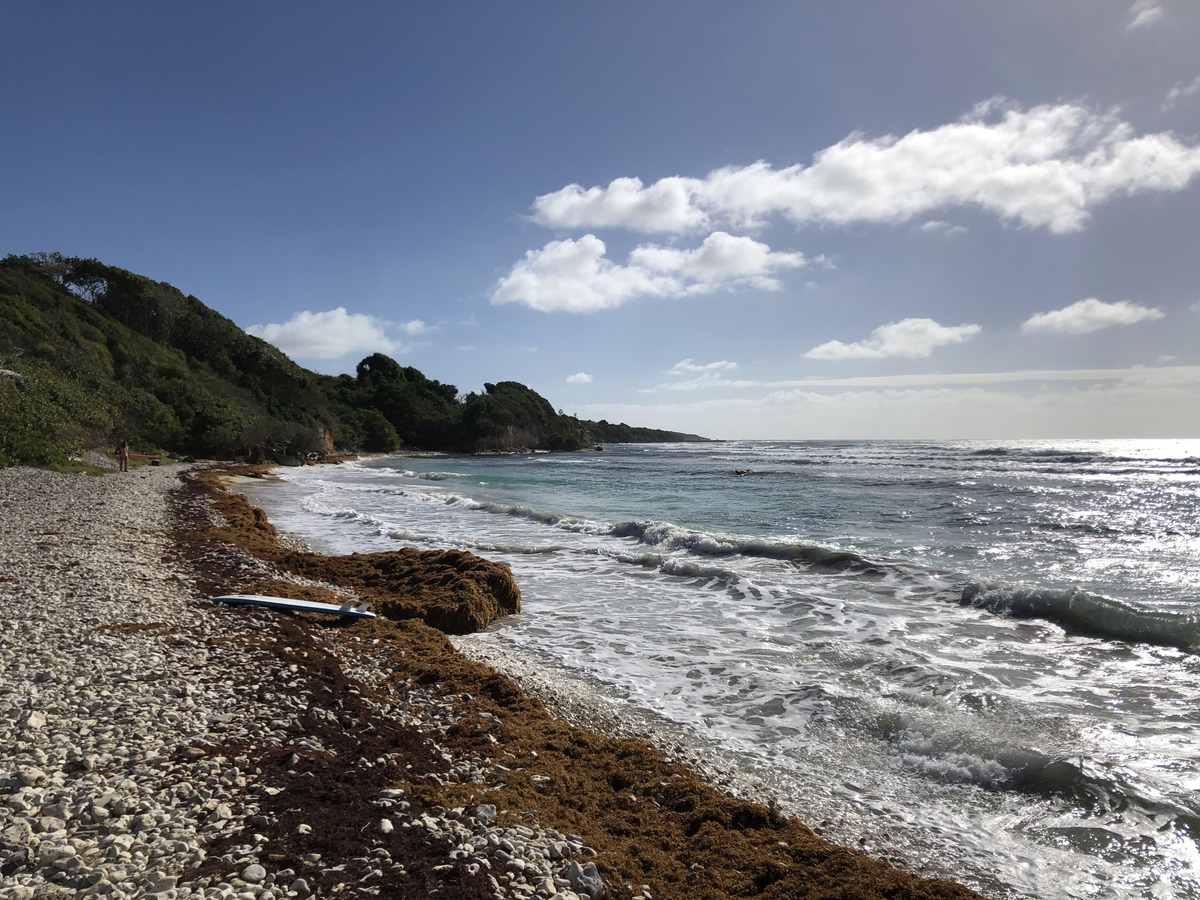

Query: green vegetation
[[45, 456, 124, 476], [0, 253, 708, 467], [461, 381, 591, 452], [588, 420, 710, 444]]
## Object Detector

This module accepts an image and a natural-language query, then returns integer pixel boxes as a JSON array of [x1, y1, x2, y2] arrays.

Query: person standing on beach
[[117, 440, 129, 472]]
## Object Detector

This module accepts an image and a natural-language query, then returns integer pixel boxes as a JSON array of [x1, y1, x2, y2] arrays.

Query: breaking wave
[[609, 521, 882, 573], [891, 724, 1200, 836], [960, 582, 1200, 653]]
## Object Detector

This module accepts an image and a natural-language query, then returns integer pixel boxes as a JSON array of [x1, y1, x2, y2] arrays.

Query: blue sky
[[4, 1, 1199, 439]]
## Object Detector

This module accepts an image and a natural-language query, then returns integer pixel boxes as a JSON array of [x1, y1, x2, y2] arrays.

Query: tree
[[359, 409, 401, 452]]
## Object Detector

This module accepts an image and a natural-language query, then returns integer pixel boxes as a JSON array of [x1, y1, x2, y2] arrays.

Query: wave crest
[[610, 521, 881, 573], [960, 582, 1200, 652]]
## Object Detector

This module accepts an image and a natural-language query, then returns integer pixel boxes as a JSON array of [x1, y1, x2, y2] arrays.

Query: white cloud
[[670, 359, 738, 375], [736, 364, 1197, 390], [1164, 75, 1200, 110], [490, 232, 806, 313], [1021, 298, 1165, 334], [754, 371, 1200, 438], [653, 375, 760, 392], [247, 307, 418, 360], [919, 220, 968, 236], [805, 318, 982, 360], [577, 366, 1200, 440], [531, 176, 705, 233], [1125, 0, 1165, 31], [630, 232, 804, 288], [566, 372, 593, 384], [530, 100, 1200, 235], [647, 360, 744, 391], [636, 364, 1197, 393], [490, 235, 677, 313]]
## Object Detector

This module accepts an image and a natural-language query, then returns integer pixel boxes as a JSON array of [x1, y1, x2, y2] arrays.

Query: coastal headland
[[0, 458, 985, 899]]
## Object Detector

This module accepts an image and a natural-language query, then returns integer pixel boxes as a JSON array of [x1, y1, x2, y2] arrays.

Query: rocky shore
[[1, 460, 985, 900]]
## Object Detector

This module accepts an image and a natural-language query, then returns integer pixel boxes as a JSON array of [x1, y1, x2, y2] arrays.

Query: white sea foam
[[238, 440, 1200, 900]]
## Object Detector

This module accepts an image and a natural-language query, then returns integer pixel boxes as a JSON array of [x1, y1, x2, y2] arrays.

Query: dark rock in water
[[272, 453, 302, 467]]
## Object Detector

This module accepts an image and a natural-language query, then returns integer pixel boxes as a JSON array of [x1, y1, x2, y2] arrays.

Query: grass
[[44, 458, 113, 476]]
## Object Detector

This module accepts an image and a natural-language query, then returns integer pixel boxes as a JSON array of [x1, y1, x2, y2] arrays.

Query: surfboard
[[211, 594, 377, 618]]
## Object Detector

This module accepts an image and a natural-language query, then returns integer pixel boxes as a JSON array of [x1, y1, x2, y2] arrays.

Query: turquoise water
[[240, 440, 1200, 899]]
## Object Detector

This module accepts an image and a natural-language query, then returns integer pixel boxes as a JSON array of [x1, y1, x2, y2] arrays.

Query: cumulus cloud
[[490, 232, 806, 313], [532, 176, 705, 233], [805, 318, 982, 360], [530, 100, 1200, 235], [490, 235, 677, 313], [1125, 0, 1165, 30], [1021, 298, 1165, 334], [566, 372, 593, 384], [247, 307, 423, 360]]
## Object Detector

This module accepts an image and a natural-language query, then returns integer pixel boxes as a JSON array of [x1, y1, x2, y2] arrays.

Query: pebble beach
[[0, 459, 983, 900]]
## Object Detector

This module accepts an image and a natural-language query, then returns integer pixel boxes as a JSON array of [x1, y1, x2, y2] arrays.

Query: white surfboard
[[211, 594, 377, 618]]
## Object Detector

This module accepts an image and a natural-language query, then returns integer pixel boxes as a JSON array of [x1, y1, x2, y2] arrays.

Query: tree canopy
[[0, 253, 709, 467]]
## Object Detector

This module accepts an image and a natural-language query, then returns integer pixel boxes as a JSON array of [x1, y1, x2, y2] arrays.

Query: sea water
[[237, 440, 1200, 899]]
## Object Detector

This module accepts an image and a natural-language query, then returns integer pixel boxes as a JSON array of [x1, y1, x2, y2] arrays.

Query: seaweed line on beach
[[175, 466, 985, 900], [0, 461, 987, 899]]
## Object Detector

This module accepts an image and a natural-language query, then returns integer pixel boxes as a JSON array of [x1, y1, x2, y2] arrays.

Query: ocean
[[236, 439, 1200, 899]]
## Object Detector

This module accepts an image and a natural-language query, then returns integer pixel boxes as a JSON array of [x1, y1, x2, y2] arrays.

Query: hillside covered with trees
[[0, 253, 708, 466]]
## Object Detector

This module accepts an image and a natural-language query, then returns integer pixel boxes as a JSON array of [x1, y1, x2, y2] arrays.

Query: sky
[[3, 1, 1200, 440]]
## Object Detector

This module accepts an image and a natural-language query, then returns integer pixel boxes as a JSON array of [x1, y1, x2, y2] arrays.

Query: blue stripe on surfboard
[[211, 594, 377, 618]]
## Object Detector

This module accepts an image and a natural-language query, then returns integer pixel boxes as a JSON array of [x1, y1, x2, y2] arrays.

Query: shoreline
[[1, 461, 987, 899]]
